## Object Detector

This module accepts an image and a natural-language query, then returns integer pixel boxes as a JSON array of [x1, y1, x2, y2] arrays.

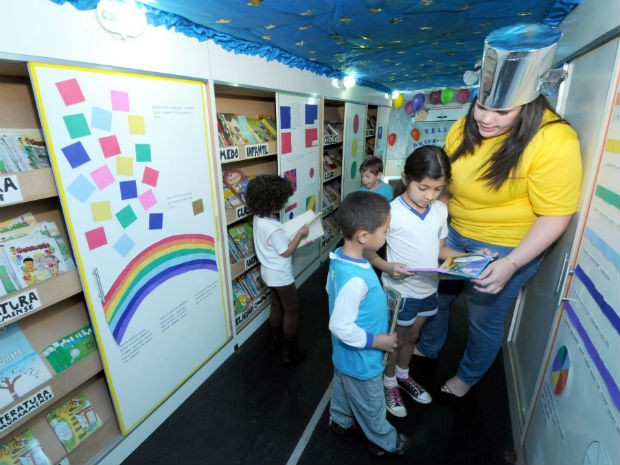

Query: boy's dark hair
[[393, 145, 451, 197], [245, 174, 293, 216], [336, 191, 390, 240], [359, 156, 383, 176]]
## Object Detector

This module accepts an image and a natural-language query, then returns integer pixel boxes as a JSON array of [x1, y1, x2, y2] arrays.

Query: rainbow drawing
[[103, 234, 218, 343]]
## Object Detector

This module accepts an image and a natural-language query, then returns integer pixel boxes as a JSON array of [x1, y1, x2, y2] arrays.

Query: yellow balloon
[[393, 94, 404, 109]]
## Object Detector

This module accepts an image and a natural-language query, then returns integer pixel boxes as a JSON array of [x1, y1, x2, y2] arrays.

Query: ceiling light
[[331, 78, 343, 88], [96, 0, 147, 39], [391, 90, 400, 99], [463, 70, 479, 86], [343, 76, 356, 89]]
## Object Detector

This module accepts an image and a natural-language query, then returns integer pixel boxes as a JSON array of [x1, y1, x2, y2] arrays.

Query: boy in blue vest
[[326, 191, 411, 456]]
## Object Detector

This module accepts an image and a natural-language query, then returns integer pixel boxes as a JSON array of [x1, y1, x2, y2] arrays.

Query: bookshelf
[[213, 84, 277, 333], [0, 62, 121, 462]]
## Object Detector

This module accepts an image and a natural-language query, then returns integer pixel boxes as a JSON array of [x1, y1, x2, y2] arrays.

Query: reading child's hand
[[373, 333, 398, 352], [298, 224, 310, 238], [386, 262, 414, 280]]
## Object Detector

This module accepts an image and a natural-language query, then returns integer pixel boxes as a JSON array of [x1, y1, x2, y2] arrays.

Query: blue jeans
[[330, 369, 398, 451], [416, 225, 543, 385]]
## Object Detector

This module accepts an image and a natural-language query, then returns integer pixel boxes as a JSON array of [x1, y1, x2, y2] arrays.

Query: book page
[[282, 210, 323, 247]]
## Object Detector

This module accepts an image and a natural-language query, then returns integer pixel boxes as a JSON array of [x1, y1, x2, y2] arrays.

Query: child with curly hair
[[245, 174, 309, 364]]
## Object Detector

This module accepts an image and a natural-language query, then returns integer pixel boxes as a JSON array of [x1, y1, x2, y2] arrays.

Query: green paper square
[[135, 143, 152, 162], [116, 205, 138, 228], [63, 113, 91, 139]]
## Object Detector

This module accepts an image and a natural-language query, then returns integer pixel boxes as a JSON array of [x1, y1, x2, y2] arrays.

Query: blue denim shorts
[[397, 293, 438, 325]]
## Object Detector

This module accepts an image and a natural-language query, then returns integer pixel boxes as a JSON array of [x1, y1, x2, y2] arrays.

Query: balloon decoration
[[414, 109, 428, 121], [470, 87, 479, 101], [393, 94, 404, 109], [388, 133, 397, 146], [410, 128, 420, 141], [412, 93, 425, 112], [440, 87, 454, 104], [456, 88, 470, 104], [429, 90, 441, 105], [404, 99, 414, 115]]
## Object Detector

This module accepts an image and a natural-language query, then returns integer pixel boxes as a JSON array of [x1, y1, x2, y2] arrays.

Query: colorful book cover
[[0, 428, 51, 465], [0, 213, 37, 233], [246, 117, 275, 142], [227, 223, 254, 257], [260, 118, 277, 138], [223, 186, 243, 209], [231, 279, 252, 314], [0, 128, 50, 174], [235, 115, 258, 144], [0, 323, 53, 410], [220, 113, 251, 146], [47, 392, 103, 453], [216, 113, 235, 146], [405, 253, 494, 279], [41, 325, 98, 374]]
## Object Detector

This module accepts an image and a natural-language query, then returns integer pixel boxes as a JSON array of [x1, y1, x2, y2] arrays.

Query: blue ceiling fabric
[[51, 0, 581, 93]]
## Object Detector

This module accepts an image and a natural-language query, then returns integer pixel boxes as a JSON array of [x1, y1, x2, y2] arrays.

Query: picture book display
[[0, 323, 53, 410], [41, 325, 98, 374], [0, 428, 51, 465], [405, 253, 494, 279], [46, 392, 103, 453], [282, 210, 324, 248], [227, 222, 255, 257]]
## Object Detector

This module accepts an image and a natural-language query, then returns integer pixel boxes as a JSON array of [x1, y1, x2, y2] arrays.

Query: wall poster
[[341, 102, 366, 198], [374, 106, 391, 163], [28, 63, 230, 434]]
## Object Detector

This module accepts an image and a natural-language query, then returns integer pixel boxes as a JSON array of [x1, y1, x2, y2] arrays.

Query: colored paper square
[[99, 135, 121, 158], [90, 165, 115, 189], [305, 104, 318, 124], [128, 114, 146, 134], [91, 106, 112, 132], [55, 78, 85, 106], [285, 202, 297, 213], [61, 141, 91, 168], [281, 132, 292, 154], [139, 189, 156, 210], [111, 90, 130, 112], [116, 205, 138, 229], [85, 226, 107, 250], [114, 234, 135, 257], [91, 200, 112, 221], [284, 168, 297, 191], [192, 199, 204, 215], [280, 106, 291, 129], [305, 127, 318, 147], [119, 180, 138, 200], [306, 195, 316, 211], [63, 113, 91, 139], [67, 174, 96, 203], [116, 156, 134, 176], [149, 213, 163, 230], [142, 166, 159, 187], [135, 143, 151, 162]]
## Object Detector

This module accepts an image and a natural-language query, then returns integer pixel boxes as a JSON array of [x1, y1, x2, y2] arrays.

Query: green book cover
[[41, 325, 98, 374]]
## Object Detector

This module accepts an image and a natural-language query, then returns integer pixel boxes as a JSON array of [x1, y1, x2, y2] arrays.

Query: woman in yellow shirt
[[415, 23, 583, 398]]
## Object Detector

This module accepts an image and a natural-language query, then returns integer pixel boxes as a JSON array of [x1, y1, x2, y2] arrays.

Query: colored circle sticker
[[350, 161, 357, 179], [353, 114, 359, 133], [551, 345, 570, 395], [309, 167, 315, 178], [352, 138, 358, 156]]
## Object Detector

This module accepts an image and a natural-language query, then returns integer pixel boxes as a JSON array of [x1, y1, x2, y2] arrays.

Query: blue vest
[[327, 249, 388, 380]]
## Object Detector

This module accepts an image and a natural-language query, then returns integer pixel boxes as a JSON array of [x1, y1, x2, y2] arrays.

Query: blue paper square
[[61, 141, 91, 168], [149, 213, 163, 230], [119, 180, 138, 200]]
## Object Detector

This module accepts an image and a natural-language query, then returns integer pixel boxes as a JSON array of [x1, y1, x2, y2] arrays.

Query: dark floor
[[122, 261, 514, 465]]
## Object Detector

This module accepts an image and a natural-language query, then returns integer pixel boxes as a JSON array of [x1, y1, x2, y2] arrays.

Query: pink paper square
[[55, 78, 85, 106], [139, 189, 157, 210], [111, 90, 130, 112], [85, 226, 108, 250], [281, 132, 292, 154], [142, 166, 160, 187], [305, 128, 318, 147], [99, 135, 121, 158], [90, 165, 115, 189]]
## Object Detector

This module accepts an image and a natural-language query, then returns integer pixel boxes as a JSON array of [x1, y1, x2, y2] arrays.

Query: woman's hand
[[471, 258, 516, 294]]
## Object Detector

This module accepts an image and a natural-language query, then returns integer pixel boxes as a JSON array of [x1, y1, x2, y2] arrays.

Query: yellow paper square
[[128, 114, 146, 134], [116, 156, 134, 176], [91, 200, 112, 221]]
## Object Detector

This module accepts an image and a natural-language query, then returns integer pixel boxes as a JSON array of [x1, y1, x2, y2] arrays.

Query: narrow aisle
[[122, 260, 514, 465]]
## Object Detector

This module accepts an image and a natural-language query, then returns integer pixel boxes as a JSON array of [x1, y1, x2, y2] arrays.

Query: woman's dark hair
[[245, 174, 293, 216], [393, 144, 452, 197], [336, 191, 390, 240], [450, 94, 569, 189]]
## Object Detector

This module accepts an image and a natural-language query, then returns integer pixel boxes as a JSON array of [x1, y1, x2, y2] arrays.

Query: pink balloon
[[456, 88, 470, 104], [405, 100, 414, 115], [429, 91, 441, 105]]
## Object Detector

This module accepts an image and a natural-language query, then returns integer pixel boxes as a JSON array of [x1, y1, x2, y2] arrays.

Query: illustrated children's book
[[41, 325, 98, 374], [0, 428, 51, 465], [0, 128, 50, 174], [382, 286, 401, 365], [220, 113, 252, 146], [282, 210, 324, 248], [47, 392, 103, 453], [405, 253, 494, 279], [227, 222, 255, 257], [0, 323, 53, 410]]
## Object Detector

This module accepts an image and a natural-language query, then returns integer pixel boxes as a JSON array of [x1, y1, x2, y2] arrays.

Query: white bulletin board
[[28, 63, 230, 434], [341, 102, 366, 198]]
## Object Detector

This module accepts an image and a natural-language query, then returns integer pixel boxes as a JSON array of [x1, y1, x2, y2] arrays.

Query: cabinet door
[[341, 102, 366, 198]]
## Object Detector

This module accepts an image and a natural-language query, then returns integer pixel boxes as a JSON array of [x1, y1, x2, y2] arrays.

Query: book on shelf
[[260, 117, 277, 138], [235, 115, 259, 144], [219, 113, 253, 146], [283, 210, 324, 248], [41, 325, 98, 374], [216, 113, 235, 146], [47, 392, 104, 453], [323, 152, 337, 170], [0, 213, 37, 232], [231, 279, 252, 314], [0, 428, 51, 465], [405, 253, 494, 279], [228, 222, 255, 257], [0, 128, 50, 174], [0, 323, 53, 410], [227, 235, 242, 263], [246, 117, 276, 143], [223, 186, 244, 209], [246, 267, 266, 292]]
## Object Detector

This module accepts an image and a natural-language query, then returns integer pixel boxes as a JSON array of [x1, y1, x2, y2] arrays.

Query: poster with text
[[341, 102, 366, 198], [29, 63, 230, 434], [374, 106, 391, 163], [276, 93, 320, 220]]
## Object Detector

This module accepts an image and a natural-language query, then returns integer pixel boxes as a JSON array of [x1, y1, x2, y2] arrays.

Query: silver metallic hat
[[478, 23, 564, 110]]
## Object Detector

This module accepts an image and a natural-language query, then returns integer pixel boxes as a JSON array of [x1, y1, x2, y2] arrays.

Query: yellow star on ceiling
[[339, 16, 351, 22], [247, 0, 263, 5], [216, 19, 231, 24], [264, 24, 277, 30], [300, 10, 313, 16]]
